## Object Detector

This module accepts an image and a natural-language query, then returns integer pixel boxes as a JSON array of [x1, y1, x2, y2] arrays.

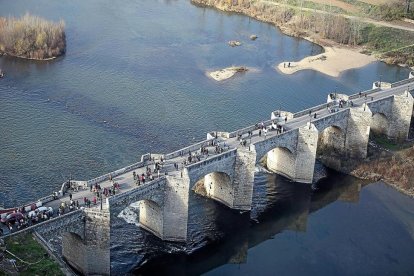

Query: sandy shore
[[276, 46, 376, 77], [208, 66, 248, 81]]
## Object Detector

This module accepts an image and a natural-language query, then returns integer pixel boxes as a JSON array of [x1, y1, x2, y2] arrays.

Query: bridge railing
[[186, 148, 237, 172], [348, 88, 381, 100], [390, 77, 414, 88], [164, 139, 214, 160], [3, 209, 83, 239], [79, 153, 151, 190], [293, 102, 336, 118], [107, 177, 166, 205]]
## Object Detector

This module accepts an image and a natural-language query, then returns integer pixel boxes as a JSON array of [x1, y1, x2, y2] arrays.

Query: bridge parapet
[[165, 138, 213, 160], [312, 109, 350, 132], [108, 177, 166, 215], [4, 209, 85, 240], [253, 128, 299, 162], [391, 75, 414, 88]]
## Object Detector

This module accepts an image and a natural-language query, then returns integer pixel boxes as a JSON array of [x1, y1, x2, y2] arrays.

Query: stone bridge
[[6, 72, 414, 275]]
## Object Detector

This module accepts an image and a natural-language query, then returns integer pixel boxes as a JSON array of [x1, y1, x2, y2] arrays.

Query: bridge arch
[[137, 199, 163, 239], [261, 146, 296, 180], [192, 170, 234, 208], [370, 112, 389, 136], [317, 125, 346, 156]]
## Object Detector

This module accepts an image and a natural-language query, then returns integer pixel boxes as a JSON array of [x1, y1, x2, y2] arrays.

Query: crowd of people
[[1, 208, 53, 234]]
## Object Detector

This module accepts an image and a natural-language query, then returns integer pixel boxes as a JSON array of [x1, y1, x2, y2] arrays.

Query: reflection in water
[[134, 170, 367, 275]]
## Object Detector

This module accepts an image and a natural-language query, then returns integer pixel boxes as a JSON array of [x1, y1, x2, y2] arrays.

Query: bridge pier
[[387, 93, 414, 141], [62, 209, 110, 275], [163, 175, 190, 242], [294, 126, 319, 183], [344, 107, 372, 159], [232, 148, 256, 210]]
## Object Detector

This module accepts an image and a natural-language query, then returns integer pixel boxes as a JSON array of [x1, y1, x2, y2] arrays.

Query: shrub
[[0, 13, 65, 60]]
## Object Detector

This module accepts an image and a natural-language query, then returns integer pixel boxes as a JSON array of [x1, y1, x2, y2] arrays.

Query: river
[[0, 0, 413, 274]]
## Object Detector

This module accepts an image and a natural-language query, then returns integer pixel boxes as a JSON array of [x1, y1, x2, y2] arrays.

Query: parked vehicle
[[1, 212, 24, 224], [28, 206, 53, 218], [0, 201, 42, 220]]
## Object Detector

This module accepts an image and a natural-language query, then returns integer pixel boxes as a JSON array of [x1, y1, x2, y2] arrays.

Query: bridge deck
[[2, 78, 413, 237]]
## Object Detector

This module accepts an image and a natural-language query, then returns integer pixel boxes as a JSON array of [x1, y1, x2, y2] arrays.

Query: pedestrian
[[69, 193, 72, 201], [259, 129, 262, 137], [285, 116, 287, 123], [314, 113, 317, 118], [288, 62, 291, 67]]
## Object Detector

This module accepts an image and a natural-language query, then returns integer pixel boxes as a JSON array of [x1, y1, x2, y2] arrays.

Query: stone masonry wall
[[370, 113, 389, 135], [108, 178, 166, 216], [62, 209, 110, 275], [294, 125, 318, 183], [232, 148, 256, 210], [267, 147, 295, 179], [389, 93, 414, 141], [253, 129, 298, 163], [345, 107, 371, 159], [139, 200, 163, 239], [317, 125, 346, 155], [204, 172, 234, 208], [163, 175, 190, 242]]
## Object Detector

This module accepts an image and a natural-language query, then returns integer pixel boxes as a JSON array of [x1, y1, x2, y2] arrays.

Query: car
[[1, 212, 24, 224], [27, 206, 53, 218]]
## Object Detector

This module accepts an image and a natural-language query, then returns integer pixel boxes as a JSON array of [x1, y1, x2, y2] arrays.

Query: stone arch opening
[[192, 171, 233, 208], [317, 125, 345, 156], [261, 147, 296, 180], [370, 112, 389, 137], [137, 199, 163, 239]]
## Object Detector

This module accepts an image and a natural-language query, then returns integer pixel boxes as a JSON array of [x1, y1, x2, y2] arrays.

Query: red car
[[1, 212, 24, 224]]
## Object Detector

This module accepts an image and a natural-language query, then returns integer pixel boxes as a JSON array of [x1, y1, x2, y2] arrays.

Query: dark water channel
[[0, 0, 413, 274]]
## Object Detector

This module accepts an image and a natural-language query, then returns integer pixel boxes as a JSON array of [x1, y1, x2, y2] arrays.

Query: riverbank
[[191, 0, 414, 69], [276, 46, 376, 77], [350, 142, 414, 198]]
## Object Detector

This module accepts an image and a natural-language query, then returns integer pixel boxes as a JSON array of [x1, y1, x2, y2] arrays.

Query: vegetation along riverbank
[[191, 0, 414, 68], [0, 234, 64, 275], [350, 139, 414, 198], [0, 13, 66, 60]]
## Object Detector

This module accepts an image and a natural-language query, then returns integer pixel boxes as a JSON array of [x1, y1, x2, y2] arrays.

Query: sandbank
[[276, 46, 376, 77], [208, 66, 248, 81]]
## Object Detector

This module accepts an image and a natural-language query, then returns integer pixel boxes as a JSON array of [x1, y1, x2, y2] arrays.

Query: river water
[[0, 0, 413, 274]]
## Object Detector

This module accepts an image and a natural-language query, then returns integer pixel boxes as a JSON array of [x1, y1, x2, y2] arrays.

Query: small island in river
[[0, 13, 66, 60], [208, 66, 248, 81]]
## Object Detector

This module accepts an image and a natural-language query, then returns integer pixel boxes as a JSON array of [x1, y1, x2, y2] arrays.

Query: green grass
[[265, 0, 347, 14], [371, 134, 402, 151], [2, 234, 63, 276], [356, 24, 414, 65]]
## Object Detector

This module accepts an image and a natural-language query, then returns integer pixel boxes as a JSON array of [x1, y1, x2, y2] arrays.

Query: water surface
[[0, 0, 413, 274]]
